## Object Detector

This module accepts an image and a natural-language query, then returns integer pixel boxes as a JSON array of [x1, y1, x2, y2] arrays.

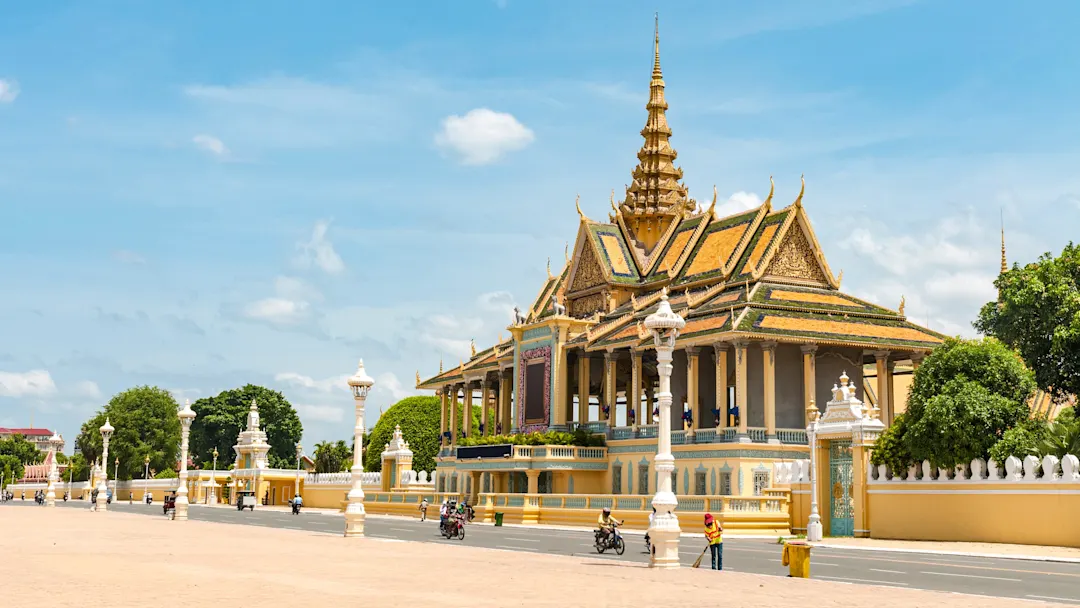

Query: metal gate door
[[828, 440, 854, 537]]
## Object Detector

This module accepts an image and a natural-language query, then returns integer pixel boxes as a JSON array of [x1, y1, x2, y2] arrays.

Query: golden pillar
[[480, 382, 490, 436], [439, 388, 448, 443], [713, 343, 728, 430], [500, 370, 513, 433], [874, 351, 890, 423], [630, 349, 643, 428], [911, 354, 924, 370], [526, 470, 540, 494], [578, 354, 591, 425], [886, 361, 896, 426], [554, 342, 569, 427], [463, 383, 474, 438], [734, 341, 750, 441], [801, 344, 817, 426], [450, 385, 460, 445], [604, 350, 618, 428], [762, 342, 777, 442], [686, 347, 700, 433]]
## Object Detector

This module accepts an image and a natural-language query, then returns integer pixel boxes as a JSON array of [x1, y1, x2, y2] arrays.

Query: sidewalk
[[811, 537, 1080, 564]]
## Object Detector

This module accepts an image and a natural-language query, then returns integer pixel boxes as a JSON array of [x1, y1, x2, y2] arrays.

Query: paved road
[[6, 500, 1080, 604]]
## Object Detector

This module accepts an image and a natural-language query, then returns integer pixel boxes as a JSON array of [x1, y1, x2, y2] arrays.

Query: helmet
[[602, 507, 611, 515]]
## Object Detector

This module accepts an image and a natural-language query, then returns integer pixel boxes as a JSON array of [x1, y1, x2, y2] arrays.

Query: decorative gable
[[569, 236, 607, 293], [763, 222, 830, 285]]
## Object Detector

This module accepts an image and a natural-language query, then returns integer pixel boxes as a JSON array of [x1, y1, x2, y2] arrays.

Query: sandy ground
[[816, 537, 1080, 561], [0, 508, 1067, 608]]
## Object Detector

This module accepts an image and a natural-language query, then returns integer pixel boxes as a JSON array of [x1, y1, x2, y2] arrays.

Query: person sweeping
[[704, 513, 723, 570]]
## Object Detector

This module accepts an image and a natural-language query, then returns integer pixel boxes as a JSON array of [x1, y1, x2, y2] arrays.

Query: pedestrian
[[704, 513, 723, 571], [419, 498, 429, 521]]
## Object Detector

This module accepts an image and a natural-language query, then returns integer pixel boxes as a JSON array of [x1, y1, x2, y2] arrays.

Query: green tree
[[364, 396, 470, 473], [154, 468, 178, 479], [313, 440, 353, 473], [975, 242, 1080, 402], [0, 455, 24, 489], [64, 453, 91, 483], [0, 434, 45, 465], [75, 386, 182, 480], [871, 337, 1036, 469], [189, 384, 303, 469]]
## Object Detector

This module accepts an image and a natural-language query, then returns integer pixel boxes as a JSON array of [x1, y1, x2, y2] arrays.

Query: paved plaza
[[2, 506, 1076, 607]]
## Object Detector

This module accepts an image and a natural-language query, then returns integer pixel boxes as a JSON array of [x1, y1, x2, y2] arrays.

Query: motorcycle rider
[[597, 507, 622, 545], [291, 493, 303, 514]]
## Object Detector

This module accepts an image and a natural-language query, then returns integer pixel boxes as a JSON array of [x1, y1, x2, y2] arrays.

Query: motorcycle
[[594, 523, 626, 555], [441, 516, 466, 540], [645, 533, 651, 555], [291, 501, 301, 515]]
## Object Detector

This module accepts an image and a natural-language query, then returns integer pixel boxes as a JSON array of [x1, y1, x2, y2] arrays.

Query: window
[[753, 471, 770, 496], [450, 475, 458, 493], [694, 472, 706, 496], [719, 472, 732, 496], [612, 465, 623, 495], [638, 465, 649, 495]]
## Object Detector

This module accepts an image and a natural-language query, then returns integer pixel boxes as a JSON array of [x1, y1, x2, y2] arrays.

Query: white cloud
[[295, 404, 346, 423], [476, 290, 518, 323], [169, 388, 202, 403], [192, 134, 228, 156], [715, 191, 763, 218], [435, 108, 534, 165], [0, 79, 19, 103], [295, 221, 345, 274], [274, 371, 349, 393], [0, 370, 57, 397], [72, 380, 101, 399], [112, 250, 146, 265], [243, 276, 319, 325], [376, 372, 414, 402]]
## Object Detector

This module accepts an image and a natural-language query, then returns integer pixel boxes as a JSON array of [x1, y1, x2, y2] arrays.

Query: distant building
[[0, 428, 63, 453]]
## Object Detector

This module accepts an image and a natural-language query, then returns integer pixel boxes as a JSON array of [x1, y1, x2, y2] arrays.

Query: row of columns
[[439, 370, 515, 445]]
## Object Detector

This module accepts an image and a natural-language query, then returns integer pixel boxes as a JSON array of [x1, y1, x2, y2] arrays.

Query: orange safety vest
[[704, 521, 723, 545]]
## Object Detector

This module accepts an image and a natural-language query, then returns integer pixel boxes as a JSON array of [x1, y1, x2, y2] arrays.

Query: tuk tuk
[[237, 491, 257, 511], [163, 494, 176, 517]]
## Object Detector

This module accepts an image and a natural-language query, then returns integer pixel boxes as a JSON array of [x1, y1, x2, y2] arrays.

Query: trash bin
[[494, 512, 504, 527], [782, 541, 811, 578]]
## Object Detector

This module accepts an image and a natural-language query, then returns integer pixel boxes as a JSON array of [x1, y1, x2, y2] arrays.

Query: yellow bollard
[[781, 541, 811, 578]]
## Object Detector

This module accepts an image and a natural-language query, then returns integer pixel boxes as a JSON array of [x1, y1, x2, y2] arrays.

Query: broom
[[691, 545, 709, 568]]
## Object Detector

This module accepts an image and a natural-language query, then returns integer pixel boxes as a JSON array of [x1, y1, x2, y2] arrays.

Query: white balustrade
[[862, 453, 1080, 485], [1022, 455, 1040, 480]]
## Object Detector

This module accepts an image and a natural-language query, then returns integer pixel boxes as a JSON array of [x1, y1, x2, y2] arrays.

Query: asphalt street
[[6, 500, 1079, 605]]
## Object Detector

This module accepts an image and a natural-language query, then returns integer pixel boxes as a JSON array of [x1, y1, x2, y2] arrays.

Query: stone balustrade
[[303, 470, 435, 487], [867, 454, 1080, 483]]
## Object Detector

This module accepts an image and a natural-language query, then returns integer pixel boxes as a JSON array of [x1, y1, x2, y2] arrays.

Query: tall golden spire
[[618, 14, 695, 253], [1000, 209, 1007, 275]]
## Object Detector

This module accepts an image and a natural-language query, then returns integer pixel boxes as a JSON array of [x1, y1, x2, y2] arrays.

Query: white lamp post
[[294, 443, 303, 501], [45, 431, 61, 507], [643, 288, 686, 569], [174, 399, 197, 521], [143, 455, 151, 503], [345, 359, 375, 537], [209, 448, 218, 505], [96, 418, 114, 512], [806, 402, 823, 542]]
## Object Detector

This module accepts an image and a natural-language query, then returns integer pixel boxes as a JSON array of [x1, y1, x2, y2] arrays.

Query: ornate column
[[526, 470, 540, 494], [762, 342, 778, 443], [500, 371, 513, 433], [713, 343, 728, 430], [874, 351, 890, 424], [481, 381, 491, 436], [886, 361, 897, 426], [345, 360, 374, 537], [910, 353, 924, 370], [463, 383, 474, 438], [45, 432, 61, 508], [604, 350, 618, 428], [685, 347, 700, 436], [801, 345, 818, 426], [450, 385, 460, 445], [578, 354, 591, 425], [96, 418, 113, 512], [175, 400, 196, 521], [806, 404, 822, 542], [630, 349, 643, 429], [644, 290, 685, 569], [734, 341, 750, 443], [645, 378, 655, 423]]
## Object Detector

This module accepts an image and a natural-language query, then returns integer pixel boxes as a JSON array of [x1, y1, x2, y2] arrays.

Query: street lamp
[[114, 457, 120, 500], [96, 418, 114, 512], [143, 455, 151, 504], [806, 401, 823, 542], [174, 399, 197, 521], [209, 448, 218, 505], [345, 359, 375, 537], [45, 431, 61, 508], [643, 288, 685, 569], [294, 443, 303, 502]]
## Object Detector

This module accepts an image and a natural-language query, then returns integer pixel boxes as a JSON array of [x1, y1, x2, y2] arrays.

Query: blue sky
[[3, 1, 1079, 454]]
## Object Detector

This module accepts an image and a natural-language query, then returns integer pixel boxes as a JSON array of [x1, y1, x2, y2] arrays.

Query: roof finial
[[575, 194, 588, 222], [837, 269, 844, 287], [547, 257, 552, 279], [610, 189, 616, 210], [439, 358, 443, 373], [764, 176, 775, 206], [1000, 208, 1007, 275], [416, 370, 421, 386], [793, 174, 805, 208], [653, 12, 661, 80], [898, 295, 906, 316], [470, 339, 476, 357], [706, 185, 717, 217], [564, 241, 570, 264]]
